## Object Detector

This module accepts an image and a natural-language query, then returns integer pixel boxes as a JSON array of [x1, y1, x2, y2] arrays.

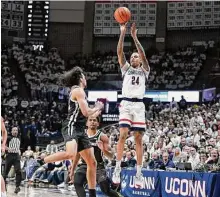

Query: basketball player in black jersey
[[1, 117, 8, 197], [71, 116, 120, 197], [44, 67, 104, 197]]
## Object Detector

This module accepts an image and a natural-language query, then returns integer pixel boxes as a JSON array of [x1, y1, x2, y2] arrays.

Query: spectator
[[211, 124, 219, 138], [190, 112, 204, 130], [170, 97, 178, 109], [33, 146, 41, 159], [179, 95, 187, 111], [148, 152, 164, 169], [179, 137, 187, 150], [24, 146, 34, 158], [25, 155, 39, 180], [206, 149, 219, 165], [125, 151, 136, 168], [172, 147, 182, 164], [199, 151, 208, 164], [162, 152, 175, 168], [143, 152, 150, 168], [188, 147, 200, 170], [46, 140, 58, 155]]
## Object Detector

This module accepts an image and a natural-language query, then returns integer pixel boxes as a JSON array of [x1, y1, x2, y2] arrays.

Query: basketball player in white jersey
[[1, 117, 8, 197], [112, 23, 150, 187]]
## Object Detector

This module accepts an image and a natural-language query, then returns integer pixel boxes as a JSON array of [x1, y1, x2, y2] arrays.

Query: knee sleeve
[[74, 172, 87, 197]]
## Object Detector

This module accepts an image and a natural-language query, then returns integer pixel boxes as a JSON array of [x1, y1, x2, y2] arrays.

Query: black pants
[[3, 153, 21, 187], [74, 165, 119, 197]]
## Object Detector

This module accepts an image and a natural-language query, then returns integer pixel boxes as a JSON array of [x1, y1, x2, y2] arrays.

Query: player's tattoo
[[134, 40, 145, 56], [133, 37, 150, 71], [121, 52, 126, 65], [117, 33, 126, 66]]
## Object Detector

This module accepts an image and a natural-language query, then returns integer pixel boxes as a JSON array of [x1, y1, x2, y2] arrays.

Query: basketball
[[114, 7, 131, 24]]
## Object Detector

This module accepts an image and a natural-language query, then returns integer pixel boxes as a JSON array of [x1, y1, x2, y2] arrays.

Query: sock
[[89, 189, 96, 197], [116, 160, 121, 169], [1, 192, 7, 197], [136, 165, 142, 176]]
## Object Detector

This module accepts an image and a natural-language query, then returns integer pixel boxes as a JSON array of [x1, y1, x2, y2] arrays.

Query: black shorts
[[75, 164, 108, 184], [62, 120, 92, 152]]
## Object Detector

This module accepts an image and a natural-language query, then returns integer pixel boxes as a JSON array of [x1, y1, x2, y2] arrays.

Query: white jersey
[[121, 62, 150, 99]]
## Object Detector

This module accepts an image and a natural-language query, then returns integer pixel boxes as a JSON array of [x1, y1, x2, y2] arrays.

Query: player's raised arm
[[74, 88, 103, 117], [117, 24, 127, 68], [131, 23, 150, 72]]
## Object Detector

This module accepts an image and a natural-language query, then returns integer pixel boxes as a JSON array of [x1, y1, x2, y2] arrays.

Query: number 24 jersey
[[121, 62, 150, 99]]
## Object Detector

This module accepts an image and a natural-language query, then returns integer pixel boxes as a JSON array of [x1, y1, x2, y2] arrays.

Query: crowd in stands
[[2, 42, 208, 105], [12, 43, 69, 101], [148, 46, 206, 89], [68, 46, 207, 90], [1, 45, 19, 98], [102, 99, 220, 172], [1, 98, 65, 152]]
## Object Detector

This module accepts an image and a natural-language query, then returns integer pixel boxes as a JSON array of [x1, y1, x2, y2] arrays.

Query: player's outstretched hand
[[131, 22, 138, 38], [95, 101, 104, 110], [68, 172, 74, 184], [1, 144, 6, 154], [120, 23, 127, 35], [92, 110, 102, 118]]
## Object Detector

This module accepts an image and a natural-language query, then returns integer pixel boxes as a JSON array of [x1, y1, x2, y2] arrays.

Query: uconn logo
[[129, 176, 155, 190], [127, 69, 144, 76], [165, 177, 206, 197]]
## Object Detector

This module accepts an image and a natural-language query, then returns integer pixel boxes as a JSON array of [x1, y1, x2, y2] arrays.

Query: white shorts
[[119, 100, 146, 131]]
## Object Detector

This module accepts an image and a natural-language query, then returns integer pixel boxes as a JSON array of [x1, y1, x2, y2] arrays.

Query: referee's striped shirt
[[7, 137, 20, 153]]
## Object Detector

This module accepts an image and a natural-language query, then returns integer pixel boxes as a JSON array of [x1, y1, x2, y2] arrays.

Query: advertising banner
[[160, 171, 216, 197], [121, 169, 161, 197], [119, 169, 220, 197]]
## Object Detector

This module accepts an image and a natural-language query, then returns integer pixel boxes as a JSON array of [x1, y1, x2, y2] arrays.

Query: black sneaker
[[14, 187, 21, 194]]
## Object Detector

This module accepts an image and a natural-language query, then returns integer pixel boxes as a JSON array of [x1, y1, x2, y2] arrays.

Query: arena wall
[[166, 29, 220, 49], [49, 1, 85, 23], [93, 37, 155, 53], [48, 23, 84, 58], [48, 1, 85, 58]]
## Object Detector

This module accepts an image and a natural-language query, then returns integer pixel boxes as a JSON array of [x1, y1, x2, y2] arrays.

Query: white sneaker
[[41, 179, 49, 183], [68, 184, 75, 191], [134, 173, 144, 188], [112, 168, 121, 184], [1, 192, 7, 197], [57, 182, 65, 188]]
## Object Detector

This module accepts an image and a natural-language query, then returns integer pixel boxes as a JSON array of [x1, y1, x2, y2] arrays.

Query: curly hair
[[62, 66, 84, 87]]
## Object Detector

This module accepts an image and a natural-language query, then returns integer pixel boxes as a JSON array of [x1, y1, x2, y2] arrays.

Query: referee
[[3, 127, 21, 194]]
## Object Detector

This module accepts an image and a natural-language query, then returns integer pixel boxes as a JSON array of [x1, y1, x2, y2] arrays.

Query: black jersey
[[67, 86, 86, 135], [81, 130, 104, 167]]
